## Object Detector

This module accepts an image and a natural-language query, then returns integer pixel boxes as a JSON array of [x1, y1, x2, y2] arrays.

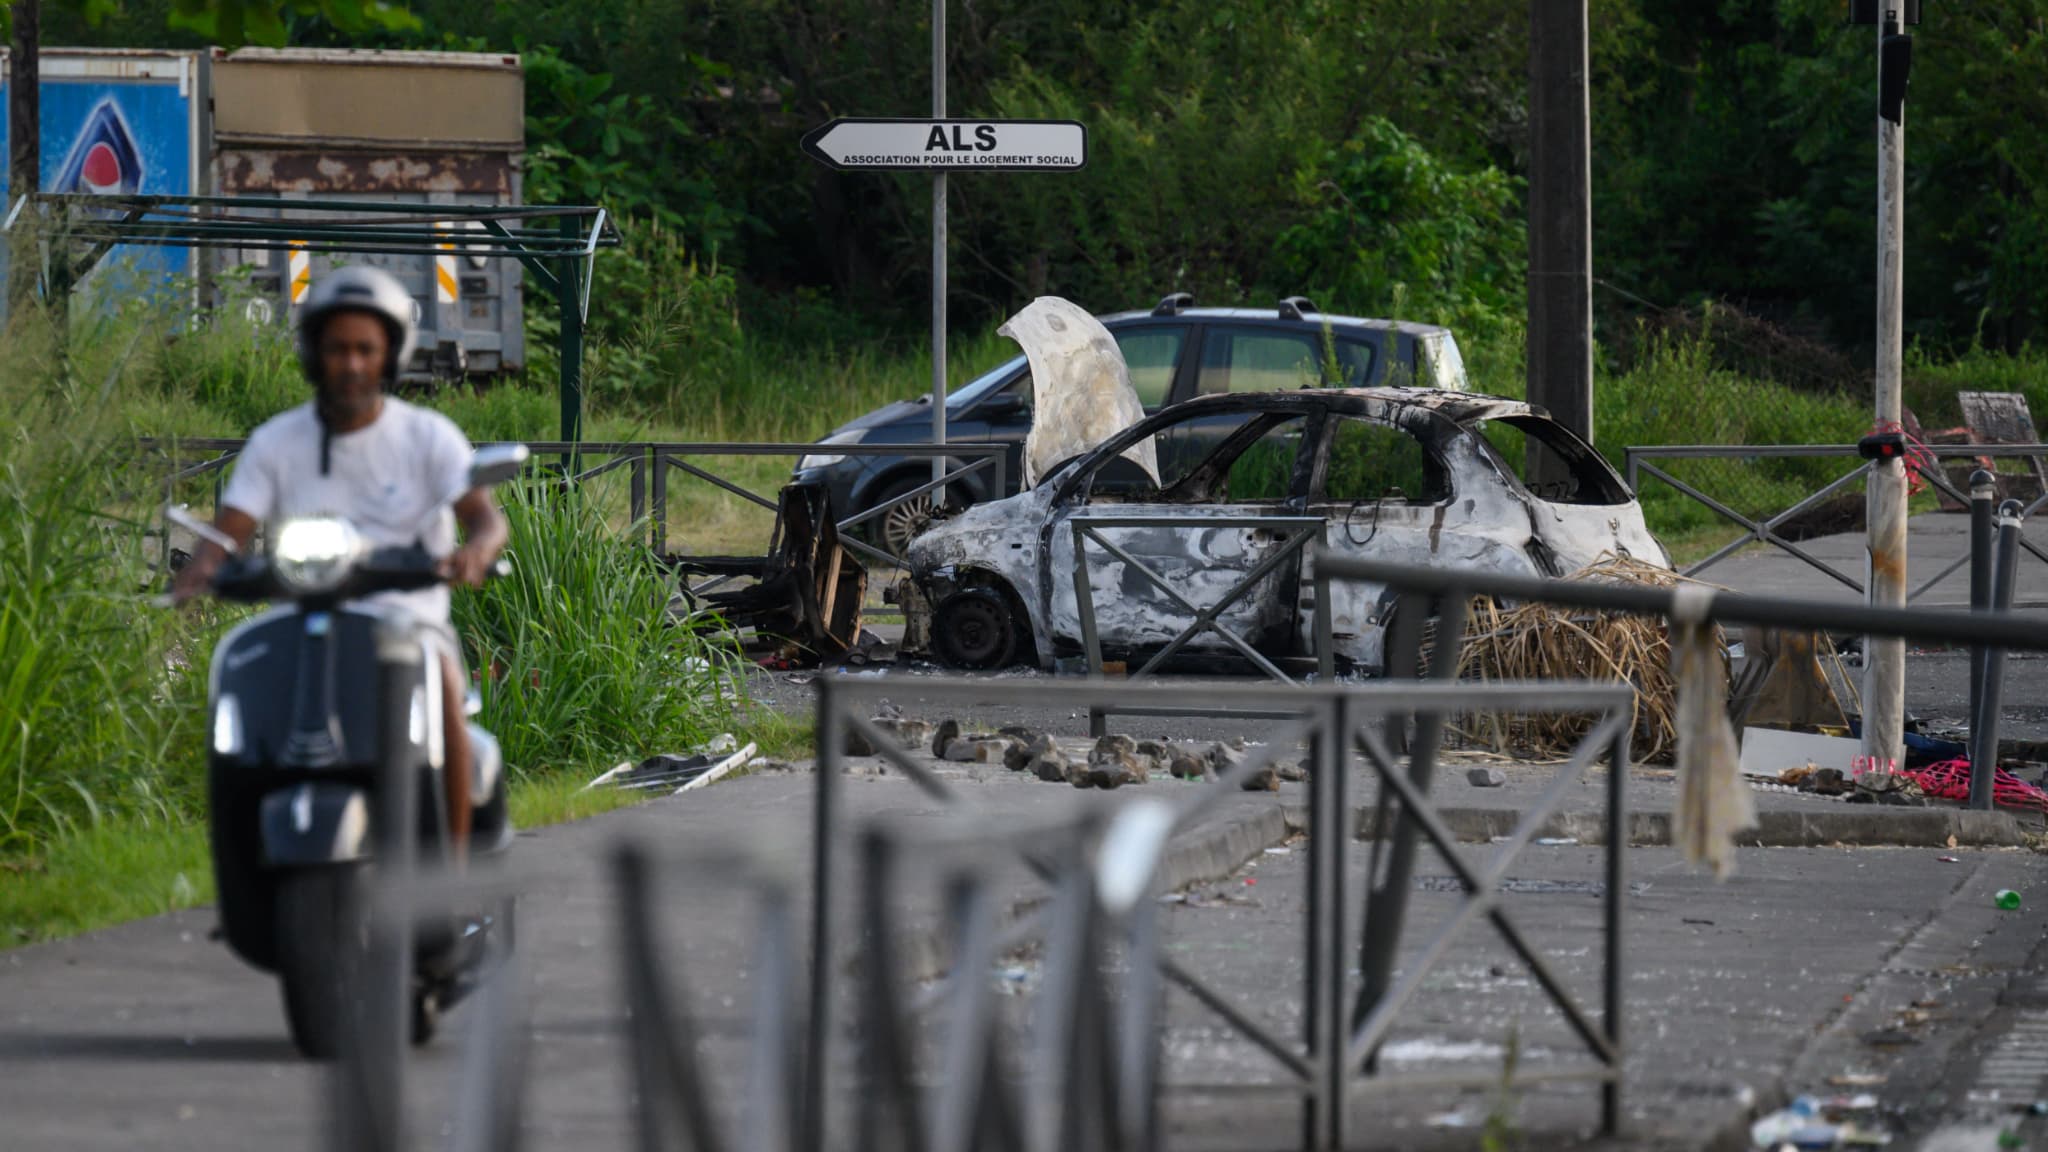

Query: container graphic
[[51, 97, 147, 196], [1, 50, 202, 296]]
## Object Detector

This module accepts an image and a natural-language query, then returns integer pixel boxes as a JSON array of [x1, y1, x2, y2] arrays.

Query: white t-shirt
[[221, 397, 473, 627]]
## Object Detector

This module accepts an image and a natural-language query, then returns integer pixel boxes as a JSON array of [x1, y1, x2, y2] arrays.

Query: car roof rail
[[1152, 292, 1195, 317], [1278, 296, 1319, 321]]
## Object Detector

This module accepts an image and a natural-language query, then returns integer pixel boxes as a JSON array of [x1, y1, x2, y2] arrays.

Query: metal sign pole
[[931, 0, 948, 491], [1862, 5, 1912, 775]]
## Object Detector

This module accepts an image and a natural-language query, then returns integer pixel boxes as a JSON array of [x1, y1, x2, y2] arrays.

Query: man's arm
[[442, 488, 510, 588], [170, 506, 261, 604]]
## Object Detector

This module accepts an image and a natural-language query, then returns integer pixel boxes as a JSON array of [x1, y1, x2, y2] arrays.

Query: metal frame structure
[[1625, 442, 2048, 601], [1068, 513, 1326, 736], [11, 193, 619, 442], [813, 675, 1633, 1150], [136, 436, 1006, 575], [1312, 550, 2048, 800]]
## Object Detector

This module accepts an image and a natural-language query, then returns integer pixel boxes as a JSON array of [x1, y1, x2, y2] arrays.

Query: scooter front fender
[[259, 782, 371, 866]]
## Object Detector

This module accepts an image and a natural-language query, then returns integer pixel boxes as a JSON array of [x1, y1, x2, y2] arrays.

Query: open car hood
[[1000, 296, 1161, 490]]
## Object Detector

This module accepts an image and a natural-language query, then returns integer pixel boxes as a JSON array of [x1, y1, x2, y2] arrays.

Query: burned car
[[893, 387, 1668, 671]]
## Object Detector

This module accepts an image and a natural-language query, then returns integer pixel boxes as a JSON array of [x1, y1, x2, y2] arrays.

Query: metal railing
[[813, 675, 1633, 1150], [1625, 443, 2048, 602], [134, 437, 1007, 575], [317, 678, 1634, 1152], [1068, 513, 1326, 735]]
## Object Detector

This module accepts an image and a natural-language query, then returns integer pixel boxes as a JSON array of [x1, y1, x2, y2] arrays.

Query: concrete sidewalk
[[2, 745, 2044, 1151]]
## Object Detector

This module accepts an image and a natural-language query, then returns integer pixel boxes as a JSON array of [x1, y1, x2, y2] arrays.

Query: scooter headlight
[[272, 517, 363, 594]]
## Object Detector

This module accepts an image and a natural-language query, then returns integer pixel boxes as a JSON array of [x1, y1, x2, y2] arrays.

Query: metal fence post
[[805, 676, 845, 1152], [556, 213, 585, 464], [1603, 720, 1630, 1136], [1970, 469, 1996, 749], [1972, 500, 2024, 808]]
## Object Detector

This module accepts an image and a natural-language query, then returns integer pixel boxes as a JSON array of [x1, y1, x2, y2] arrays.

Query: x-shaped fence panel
[[1626, 443, 2048, 602], [816, 675, 1633, 1151]]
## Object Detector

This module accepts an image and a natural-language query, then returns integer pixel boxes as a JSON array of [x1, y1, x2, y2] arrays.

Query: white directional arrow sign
[[800, 118, 1087, 172]]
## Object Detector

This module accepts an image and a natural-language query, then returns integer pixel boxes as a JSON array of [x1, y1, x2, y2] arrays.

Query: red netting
[[1873, 420, 1938, 497], [1893, 759, 2048, 814]]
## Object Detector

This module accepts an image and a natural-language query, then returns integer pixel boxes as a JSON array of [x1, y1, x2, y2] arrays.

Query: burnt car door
[[1044, 407, 1315, 663]]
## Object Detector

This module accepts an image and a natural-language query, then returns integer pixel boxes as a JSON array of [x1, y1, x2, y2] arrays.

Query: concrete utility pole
[[1858, 0, 1917, 774], [1526, 0, 1594, 486], [6, 0, 40, 311], [930, 0, 948, 489]]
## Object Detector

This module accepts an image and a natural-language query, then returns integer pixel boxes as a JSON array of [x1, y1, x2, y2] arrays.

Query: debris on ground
[[846, 716, 934, 757], [1897, 759, 2048, 815], [673, 481, 866, 667], [1275, 759, 1308, 783], [1466, 766, 1507, 788], [1456, 554, 1723, 764], [1748, 1093, 1888, 1149], [1846, 770, 1926, 807], [930, 719, 962, 758], [1167, 747, 1210, 780], [583, 737, 758, 794], [1081, 734, 1151, 789]]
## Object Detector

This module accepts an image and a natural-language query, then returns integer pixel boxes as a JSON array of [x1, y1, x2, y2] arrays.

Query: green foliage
[[524, 216, 744, 421], [163, 0, 418, 47], [451, 479, 742, 778], [1276, 118, 1527, 335], [0, 313, 216, 858]]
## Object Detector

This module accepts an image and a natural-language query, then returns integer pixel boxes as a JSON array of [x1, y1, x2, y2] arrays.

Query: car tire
[[932, 587, 1020, 670], [866, 474, 966, 561]]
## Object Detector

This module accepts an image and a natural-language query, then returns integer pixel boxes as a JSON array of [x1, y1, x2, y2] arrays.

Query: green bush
[[452, 478, 742, 777], [0, 315, 215, 857]]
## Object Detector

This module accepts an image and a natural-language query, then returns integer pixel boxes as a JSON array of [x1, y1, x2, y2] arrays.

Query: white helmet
[[296, 265, 419, 384]]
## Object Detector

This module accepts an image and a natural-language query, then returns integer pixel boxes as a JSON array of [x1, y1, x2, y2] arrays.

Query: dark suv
[[792, 295, 1470, 556]]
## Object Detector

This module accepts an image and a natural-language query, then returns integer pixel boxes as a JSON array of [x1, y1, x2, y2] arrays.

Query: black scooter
[[171, 444, 527, 1059]]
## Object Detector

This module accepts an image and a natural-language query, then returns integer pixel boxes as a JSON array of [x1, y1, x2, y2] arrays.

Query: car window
[[1113, 328, 1186, 408], [1323, 416, 1444, 504], [1473, 415, 1631, 506], [1197, 328, 1374, 394], [1221, 416, 1308, 502]]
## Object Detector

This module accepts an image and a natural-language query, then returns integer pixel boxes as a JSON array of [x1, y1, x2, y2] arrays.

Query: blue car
[[793, 295, 1471, 557]]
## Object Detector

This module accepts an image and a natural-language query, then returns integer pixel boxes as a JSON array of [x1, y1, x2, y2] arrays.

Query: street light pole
[[1855, 0, 1917, 775]]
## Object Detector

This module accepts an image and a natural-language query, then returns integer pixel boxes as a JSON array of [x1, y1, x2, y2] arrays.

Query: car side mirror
[[979, 392, 1028, 418], [468, 444, 531, 490]]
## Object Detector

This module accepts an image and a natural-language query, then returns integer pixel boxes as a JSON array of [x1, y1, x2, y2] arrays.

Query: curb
[[1298, 803, 2031, 849]]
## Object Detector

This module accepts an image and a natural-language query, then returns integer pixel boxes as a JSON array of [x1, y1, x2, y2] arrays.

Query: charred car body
[[893, 388, 1667, 672]]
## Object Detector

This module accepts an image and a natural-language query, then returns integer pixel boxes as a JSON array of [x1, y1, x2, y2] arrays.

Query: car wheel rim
[[880, 494, 938, 557], [939, 593, 1011, 668]]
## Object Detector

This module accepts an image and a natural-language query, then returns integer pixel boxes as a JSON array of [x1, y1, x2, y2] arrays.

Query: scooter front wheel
[[275, 866, 368, 1060]]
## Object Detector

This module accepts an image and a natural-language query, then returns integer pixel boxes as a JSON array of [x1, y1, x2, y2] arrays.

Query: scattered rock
[[1466, 766, 1506, 788], [1136, 739, 1172, 761], [1239, 764, 1280, 792], [1087, 734, 1149, 788], [944, 738, 996, 763], [1276, 759, 1308, 783], [931, 719, 962, 758], [1032, 749, 1073, 783], [875, 699, 904, 720], [846, 728, 877, 757], [1168, 750, 1209, 780], [998, 725, 1038, 741], [972, 738, 1021, 765], [1008, 735, 1058, 773], [873, 717, 932, 750], [745, 757, 795, 775]]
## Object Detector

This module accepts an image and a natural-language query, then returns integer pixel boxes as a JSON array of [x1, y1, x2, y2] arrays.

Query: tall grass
[[0, 308, 215, 858], [452, 478, 743, 777]]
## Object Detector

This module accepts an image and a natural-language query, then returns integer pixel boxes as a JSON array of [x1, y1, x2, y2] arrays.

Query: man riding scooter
[[173, 266, 508, 861]]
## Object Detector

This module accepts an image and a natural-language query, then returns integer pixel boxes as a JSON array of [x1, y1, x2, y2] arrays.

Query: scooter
[[172, 443, 528, 1060]]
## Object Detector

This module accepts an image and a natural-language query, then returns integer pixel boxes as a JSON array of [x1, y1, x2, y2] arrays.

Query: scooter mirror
[[467, 444, 531, 491]]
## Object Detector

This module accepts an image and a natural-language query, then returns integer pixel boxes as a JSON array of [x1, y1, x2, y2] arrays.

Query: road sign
[[800, 118, 1086, 172]]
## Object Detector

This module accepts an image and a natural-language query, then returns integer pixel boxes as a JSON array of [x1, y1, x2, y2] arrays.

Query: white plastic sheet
[[999, 296, 1161, 490]]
